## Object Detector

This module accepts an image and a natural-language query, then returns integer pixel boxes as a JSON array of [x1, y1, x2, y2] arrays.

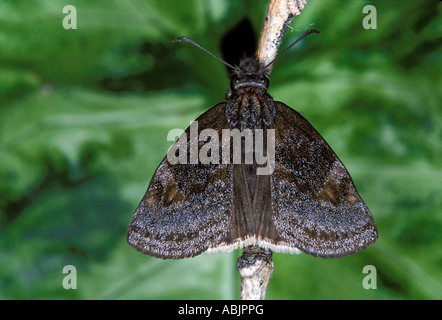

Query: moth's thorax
[[225, 88, 275, 130], [225, 57, 275, 130]]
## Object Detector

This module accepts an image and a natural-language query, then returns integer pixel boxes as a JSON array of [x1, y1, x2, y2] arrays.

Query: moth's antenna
[[174, 36, 235, 69], [265, 29, 321, 68]]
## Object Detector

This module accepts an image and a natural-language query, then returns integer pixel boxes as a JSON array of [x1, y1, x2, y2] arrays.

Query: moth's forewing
[[127, 103, 234, 259], [269, 102, 378, 258]]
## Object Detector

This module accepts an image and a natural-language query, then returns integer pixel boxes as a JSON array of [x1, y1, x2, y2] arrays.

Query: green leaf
[[1, 0, 441, 300]]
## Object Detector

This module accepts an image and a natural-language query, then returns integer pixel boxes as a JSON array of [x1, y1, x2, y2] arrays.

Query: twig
[[237, 0, 309, 300], [256, 0, 308, 74], [237, 246, 274, 300]]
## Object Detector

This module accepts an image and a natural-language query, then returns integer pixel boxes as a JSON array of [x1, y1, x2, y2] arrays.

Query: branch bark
[[237, 246, 274, 300], [237, 0, 309, 300], [256, 0, 308, 74]]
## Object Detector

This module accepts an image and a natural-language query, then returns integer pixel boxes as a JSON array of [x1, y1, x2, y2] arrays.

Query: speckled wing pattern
[[269, 101, 377, 258], [127, 103, 234, 259], [127, 97, 377, 259]]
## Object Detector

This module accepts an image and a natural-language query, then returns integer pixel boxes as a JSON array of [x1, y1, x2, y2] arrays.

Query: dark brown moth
[[127, 30, 377, 259]]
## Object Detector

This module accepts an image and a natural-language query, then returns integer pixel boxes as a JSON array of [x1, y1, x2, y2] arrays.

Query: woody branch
[[237, 0, 308, 300]]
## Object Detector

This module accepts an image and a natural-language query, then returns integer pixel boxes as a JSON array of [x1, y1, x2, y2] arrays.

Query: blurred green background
[[0, 0, 441, 300]]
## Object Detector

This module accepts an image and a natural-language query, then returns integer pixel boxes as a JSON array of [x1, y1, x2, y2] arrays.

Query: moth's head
[[173, 29, 321, 95], [230, 57, 270, 91]]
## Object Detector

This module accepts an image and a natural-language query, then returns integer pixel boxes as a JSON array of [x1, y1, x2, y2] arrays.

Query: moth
[[127, 30, 377, 259]]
